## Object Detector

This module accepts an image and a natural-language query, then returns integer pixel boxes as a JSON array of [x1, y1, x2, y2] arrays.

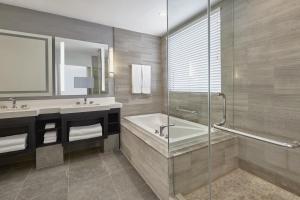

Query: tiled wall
[[234, 0, 300, 194], [114, 28, 164, 116], [172, 136, 238, 195], [233, 0, 300, 141]]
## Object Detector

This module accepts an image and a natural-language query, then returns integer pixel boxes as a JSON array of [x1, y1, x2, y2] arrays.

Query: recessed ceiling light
[[159, 11, 167, 17]]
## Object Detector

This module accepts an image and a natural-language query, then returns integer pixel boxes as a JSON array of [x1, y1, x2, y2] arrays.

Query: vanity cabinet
[[108, 108, 121, 135], [61, 110, 109, 153], [0, 108, 121, 165], [36, 113, 62, 147], [0, 117, 35, 165]]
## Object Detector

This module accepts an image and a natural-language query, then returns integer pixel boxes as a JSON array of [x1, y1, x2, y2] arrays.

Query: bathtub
[[124, 113, 209, 151], [121, 113, 237, 200]]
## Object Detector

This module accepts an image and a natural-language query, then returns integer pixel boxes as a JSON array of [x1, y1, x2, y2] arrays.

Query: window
[[168, 9, 221, 93]]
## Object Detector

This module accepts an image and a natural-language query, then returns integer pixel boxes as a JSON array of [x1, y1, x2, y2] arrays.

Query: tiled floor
[[0, 149, 159, 200], [184, 169, 300, 200]]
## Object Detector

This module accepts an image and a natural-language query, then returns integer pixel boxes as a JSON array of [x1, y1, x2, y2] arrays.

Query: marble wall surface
[[172, 135, 238, 195], [233, 0, 300, 141], [114, 28, 164, 117], [233, 1, 300, 194]]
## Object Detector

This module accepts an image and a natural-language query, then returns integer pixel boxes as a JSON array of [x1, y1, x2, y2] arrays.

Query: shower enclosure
[[167, 0, 300, 199]]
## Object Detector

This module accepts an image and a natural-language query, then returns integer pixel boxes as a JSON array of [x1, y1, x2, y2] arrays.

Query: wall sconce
[[109, 47, 114, 77]]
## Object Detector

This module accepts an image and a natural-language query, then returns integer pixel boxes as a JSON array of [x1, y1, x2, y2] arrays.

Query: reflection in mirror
[[55, 37, 110, 96]]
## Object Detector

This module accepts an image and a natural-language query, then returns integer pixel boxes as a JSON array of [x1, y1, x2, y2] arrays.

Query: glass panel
[[210, 0, 300, 199], [209, 0, 235, 199], [167, 0, 211, 199]]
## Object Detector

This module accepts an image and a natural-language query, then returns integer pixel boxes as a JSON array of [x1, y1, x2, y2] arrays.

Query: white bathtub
[[124, 113, 209, 151]]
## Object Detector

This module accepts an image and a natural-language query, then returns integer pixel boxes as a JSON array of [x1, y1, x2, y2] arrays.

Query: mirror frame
[[0, 29, 53, 97]]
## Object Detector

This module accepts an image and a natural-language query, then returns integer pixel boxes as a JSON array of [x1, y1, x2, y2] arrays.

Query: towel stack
[[44, 131, 57, 144], [0, 134, 27, 153], [43, 123, 57, 144], [69, 123, 102, 142]]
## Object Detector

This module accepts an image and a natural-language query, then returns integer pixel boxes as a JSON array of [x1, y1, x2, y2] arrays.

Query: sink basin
[[60, 104, 109, 114], [0, 107, 30, 111]]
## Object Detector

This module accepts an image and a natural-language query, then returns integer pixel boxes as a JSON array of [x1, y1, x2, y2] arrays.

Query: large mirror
[[0, 29, 53, 97], [55, 37, 111, 96]]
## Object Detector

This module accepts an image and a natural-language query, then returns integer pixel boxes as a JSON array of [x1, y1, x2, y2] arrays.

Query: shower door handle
[[214, 92, 226, 126]]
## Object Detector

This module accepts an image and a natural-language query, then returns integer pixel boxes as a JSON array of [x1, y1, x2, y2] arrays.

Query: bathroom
[[0, 0, 299, 200]]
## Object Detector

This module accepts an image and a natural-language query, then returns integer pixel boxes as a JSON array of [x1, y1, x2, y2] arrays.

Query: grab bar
[[176, 107, 199, 114], [213, 124, 300, 148], [215, 92, 226, 126]]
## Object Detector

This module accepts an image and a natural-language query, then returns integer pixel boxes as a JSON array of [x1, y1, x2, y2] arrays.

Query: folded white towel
[[141, 65, 151, 94], [45, 123, 55, 129], [0, 134, 27, 148], [44, 138, 56, 144], [69, 131, 102, 142], [69, 124, 102, 136], [0, 143, 26, 153], [132, 64, 142, 94], [44, 131, 56, 138], [43, 131, 57, 144]]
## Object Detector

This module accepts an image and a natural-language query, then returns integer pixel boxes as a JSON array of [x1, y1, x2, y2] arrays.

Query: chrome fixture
[[214, 92, 226, 126], [159, 124, 175, 137], [213, 124, 300, 149], [9, 97, 17, 108], [213, 92, 300, 148], [176, 107, 199, 114]]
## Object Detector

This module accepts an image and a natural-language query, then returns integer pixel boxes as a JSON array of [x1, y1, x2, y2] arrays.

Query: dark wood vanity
[[0, 108, 120, 166], [0, 116, 35, 165]]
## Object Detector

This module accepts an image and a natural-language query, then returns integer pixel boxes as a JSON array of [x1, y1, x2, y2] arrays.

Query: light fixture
[[99, 49, 106, 92], [109, 47, 114, 78], [60, 41, 65, 92]]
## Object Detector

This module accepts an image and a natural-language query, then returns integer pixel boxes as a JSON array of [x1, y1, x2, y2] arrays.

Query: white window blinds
[[168, 9, 221, 93]]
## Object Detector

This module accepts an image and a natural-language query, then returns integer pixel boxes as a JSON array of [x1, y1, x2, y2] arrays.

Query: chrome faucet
[[9, 97, 17, 108], [159, 124, 175, 137]]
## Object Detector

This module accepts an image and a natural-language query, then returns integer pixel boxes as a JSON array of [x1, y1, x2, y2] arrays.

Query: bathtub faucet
[[159, 124, 175, 137]]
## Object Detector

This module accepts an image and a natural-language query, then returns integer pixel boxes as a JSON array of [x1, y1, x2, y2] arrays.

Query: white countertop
[[0, 97, 122, 119]]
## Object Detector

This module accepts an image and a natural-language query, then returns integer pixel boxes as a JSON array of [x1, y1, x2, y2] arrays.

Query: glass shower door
[[209, 0, 300, 199], [167, 0, 211, 199]]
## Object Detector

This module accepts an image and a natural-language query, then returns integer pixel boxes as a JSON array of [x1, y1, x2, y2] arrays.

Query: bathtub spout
[[160, 124, 175, 137]]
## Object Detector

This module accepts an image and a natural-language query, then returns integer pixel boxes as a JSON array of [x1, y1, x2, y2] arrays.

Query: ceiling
[[0, 0, 218, 36]]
